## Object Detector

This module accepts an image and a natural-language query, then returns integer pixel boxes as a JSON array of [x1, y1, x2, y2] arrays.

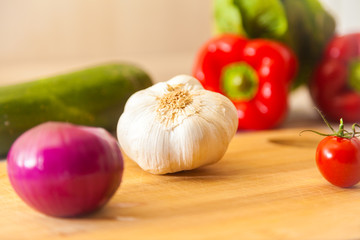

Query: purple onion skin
[[7, 122, 124, 218]]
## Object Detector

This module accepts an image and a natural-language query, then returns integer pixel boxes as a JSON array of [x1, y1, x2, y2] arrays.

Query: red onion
[[7, 122, 123, 217]]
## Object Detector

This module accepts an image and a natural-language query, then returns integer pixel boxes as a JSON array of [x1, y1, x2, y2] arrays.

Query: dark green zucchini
[[0, 63, 152, 157]]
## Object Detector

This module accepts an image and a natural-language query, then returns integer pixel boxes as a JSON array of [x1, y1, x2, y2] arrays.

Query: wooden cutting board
[[1, 127, 360, 240]]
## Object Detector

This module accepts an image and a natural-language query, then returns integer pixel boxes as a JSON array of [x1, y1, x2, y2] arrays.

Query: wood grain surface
[[0, 128, 359, 240]]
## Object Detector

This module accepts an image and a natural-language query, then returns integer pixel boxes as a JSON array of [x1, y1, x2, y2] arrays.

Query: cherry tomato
[[316, 136, 360, 188], [302, 109, 360, 188]]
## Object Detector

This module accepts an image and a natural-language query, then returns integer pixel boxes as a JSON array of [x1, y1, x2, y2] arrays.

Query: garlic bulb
[[117, 75, 238, 174]]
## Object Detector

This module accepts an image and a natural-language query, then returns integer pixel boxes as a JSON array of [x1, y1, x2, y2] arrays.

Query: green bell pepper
[[214, 0, 336, 89]]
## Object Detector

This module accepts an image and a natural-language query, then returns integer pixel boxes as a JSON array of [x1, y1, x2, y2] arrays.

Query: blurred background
[[0, 0, 359, 126], [0, 0, 212, 84]]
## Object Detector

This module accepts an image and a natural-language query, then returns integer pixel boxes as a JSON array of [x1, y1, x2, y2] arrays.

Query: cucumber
[[0, 63, 152, 157]]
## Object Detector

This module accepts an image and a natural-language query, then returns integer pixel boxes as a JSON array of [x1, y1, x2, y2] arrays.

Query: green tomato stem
[[301, 107, 360, 139], [352, 123, 360, 138], [315, 107, 335, 133], [337, 118, 345, 137]]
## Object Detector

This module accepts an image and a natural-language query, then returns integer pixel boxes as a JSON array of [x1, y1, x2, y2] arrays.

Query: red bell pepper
[[310, 33, 360, 122], [192, 34, 297, 130]]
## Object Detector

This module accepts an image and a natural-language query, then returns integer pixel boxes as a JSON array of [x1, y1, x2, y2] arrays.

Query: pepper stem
[[349, 58, 360, 92], [221, 62, 259, 101]]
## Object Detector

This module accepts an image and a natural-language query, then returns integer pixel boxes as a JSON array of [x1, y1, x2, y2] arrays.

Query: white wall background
[[0, 0, 212, 61], [0, 0, 212, 84], [0, 0, 359, 84], [321, 0, 360, 34]]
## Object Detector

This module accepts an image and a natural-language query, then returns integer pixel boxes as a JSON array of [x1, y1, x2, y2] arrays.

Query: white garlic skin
[[117, 75, 238, 174]]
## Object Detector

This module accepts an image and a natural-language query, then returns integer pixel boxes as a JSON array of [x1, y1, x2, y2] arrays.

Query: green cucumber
[[0, 63, 152, 157]]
